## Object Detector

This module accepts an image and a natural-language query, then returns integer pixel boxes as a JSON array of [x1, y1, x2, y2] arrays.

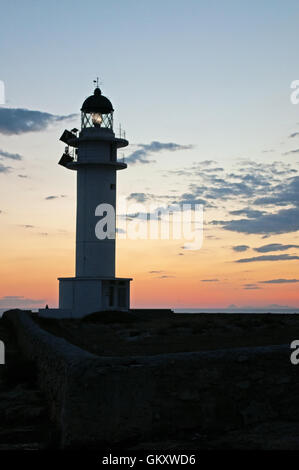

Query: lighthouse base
[[39, 277, 131, 319]]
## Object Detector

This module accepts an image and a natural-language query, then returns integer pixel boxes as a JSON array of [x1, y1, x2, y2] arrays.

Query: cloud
[[0, 107, 76, 135], [127, 192, 150, 203], [235, 254, 299, 263], [0, 163, 11, 173], [254, 175, 299, 207], [126, 141, 193, 165], [176, 192, 211, 207], [243, 283, 262, 290], [202, 167, 224, 173], [168, 159, 299, 235], [157, 275, 175, 279], [45, 195, 67, 200], [232, 245, 250, 252], [259, 279, 299, 284], [0, 149, 23, 160], [0, 149, 24, 173], [172, 161, 292, 209], [197, 160, 217, 166], [229, 208, 265, 218], [212, 175, 299, 235], [254, 243, 299, 253], [218, 207, 299, 235], [204, 181, 255, 200], [0, 295, 45, 309], [283, 149, 299, 155], [181, 243, 200, 250], [148, 270, 173, 278]]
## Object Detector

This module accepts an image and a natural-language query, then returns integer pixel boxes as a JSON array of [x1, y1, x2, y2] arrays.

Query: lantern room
[[81, 87, 114, 130]]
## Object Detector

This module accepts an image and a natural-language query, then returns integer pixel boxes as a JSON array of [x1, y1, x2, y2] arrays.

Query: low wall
[[3, 310, 298, 448]]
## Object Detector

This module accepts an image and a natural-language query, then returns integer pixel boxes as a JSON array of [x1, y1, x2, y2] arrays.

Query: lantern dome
[[81, 87, 114, 114]]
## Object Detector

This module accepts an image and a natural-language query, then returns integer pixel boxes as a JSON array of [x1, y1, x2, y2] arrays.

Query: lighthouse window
[[110, 183, 116, 190]]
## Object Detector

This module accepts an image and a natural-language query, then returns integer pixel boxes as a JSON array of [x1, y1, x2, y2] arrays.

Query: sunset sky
[[1, 0, 299, 312]]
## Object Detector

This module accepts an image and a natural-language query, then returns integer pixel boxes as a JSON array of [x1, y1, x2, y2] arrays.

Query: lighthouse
[[39, 84, 132, 318]]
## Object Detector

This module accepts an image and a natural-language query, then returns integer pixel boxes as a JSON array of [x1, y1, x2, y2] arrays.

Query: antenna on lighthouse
[[93, 77, 103, 90]]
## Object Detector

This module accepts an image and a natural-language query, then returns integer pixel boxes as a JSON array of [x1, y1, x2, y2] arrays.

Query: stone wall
[[3, 310, 298, 448]]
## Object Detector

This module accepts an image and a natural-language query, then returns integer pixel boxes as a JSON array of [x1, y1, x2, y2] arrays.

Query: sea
[[174, 307, 299, 314]]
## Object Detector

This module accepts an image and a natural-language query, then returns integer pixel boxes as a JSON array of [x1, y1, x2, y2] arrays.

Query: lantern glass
[[91, 113, 103, 127]]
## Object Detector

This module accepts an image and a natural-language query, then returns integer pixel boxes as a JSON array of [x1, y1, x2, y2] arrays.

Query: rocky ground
[[129, 421, 299, 450], [34, 310, 299, 450], [2, 310, 299, 450], [0, 317, 55, 450], [35, 310, 299, 357]]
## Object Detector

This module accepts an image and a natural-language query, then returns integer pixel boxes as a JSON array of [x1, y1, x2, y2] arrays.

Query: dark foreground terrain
[[36, 310, 299, 356], [0, 317, 55, 449], [1, 310, 299, 450]]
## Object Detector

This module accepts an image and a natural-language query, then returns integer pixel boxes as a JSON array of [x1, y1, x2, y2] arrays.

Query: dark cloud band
[[0, 107, 76, 135], [126, 141, 193, 164], [0, 149, 22, 160]]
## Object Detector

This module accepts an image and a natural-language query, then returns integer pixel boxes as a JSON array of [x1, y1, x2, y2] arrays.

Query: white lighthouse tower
[[40, 84, 132, 318]]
